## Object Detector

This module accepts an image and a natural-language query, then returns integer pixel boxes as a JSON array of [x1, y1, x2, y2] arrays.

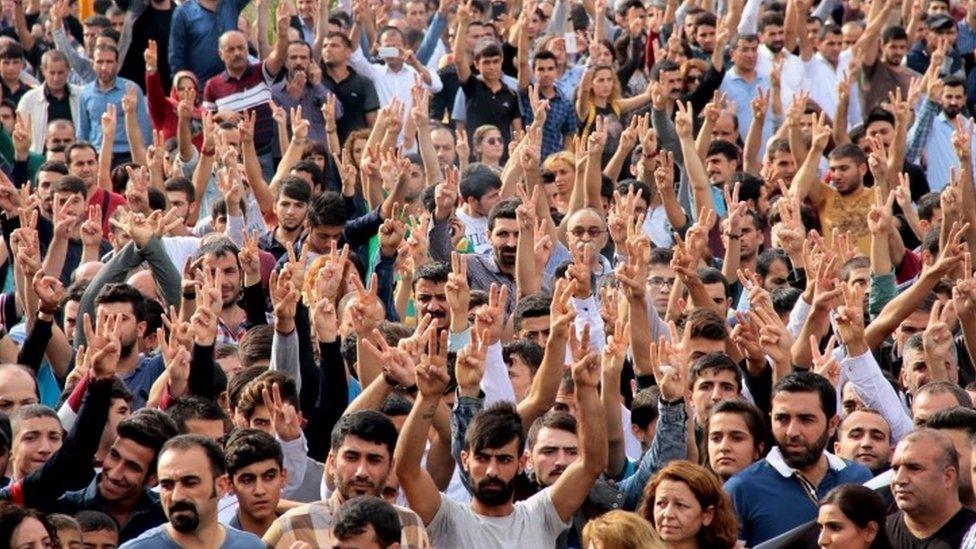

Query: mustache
[[168, 501, 198, 514]]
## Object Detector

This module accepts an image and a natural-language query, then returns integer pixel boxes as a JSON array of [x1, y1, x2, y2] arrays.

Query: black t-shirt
[[886, 507, 976, 549], [458, 75, 521, 149], [323, 67, 380, 144]]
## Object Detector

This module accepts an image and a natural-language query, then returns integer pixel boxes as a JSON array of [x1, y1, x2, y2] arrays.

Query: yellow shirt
[[815, 183, 873, 256]]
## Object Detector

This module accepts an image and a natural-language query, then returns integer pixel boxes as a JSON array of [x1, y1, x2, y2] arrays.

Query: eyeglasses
[[648, 276, 676, 288], [569, 227, 606, 238], [483, 136, 503, 145], [685, 75, 702, 83]]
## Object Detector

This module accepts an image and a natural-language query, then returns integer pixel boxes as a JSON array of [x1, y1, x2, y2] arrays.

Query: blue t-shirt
[[120, 524, 264, 548]]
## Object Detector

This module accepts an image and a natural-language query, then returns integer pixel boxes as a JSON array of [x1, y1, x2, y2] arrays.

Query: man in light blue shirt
[[905, 76, 976, 192], [720, 34, 774, 159], [78, 45, 151, 159]]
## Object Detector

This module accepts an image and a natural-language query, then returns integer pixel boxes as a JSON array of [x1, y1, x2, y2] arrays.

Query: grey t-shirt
[[426, 487, 571, 548], [120, 524, 265, 548]]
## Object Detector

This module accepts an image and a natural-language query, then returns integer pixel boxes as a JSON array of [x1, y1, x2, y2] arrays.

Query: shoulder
[[223, 526, 264, 547], [119, 525, 169, 548], [724, 460, 773, 492], [837, 459, 873, 482]]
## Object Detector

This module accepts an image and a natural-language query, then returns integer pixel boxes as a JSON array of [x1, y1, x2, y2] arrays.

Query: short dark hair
[[707, 399, 766, 453], [167, 396, 228, 434], [116, 408, 179, 476], [238, 324, 273, 368], [927, 406, 976, 437], [917, 192, 941, 222], [683, 308, 729, 340], [757, 248, 789, 279], [413, 261, 450, 289], [473, 41, 503, 61], [615, 179, 653, 205], [291, 159, 326, 193], [93, 44, 119, 61], [487, 197, 519, 231], [533, 50, 558, 66], [771, 286, 802, 316], [308, 191, 347, 228], [631, 387, 660, 430], [224, 429, 284, 475], [698, 267, 731, 300], [526, 411, 577, 451], [37, 161, 69, 177], [74, 510, 117, 535], [881, 25, 908, 43], [502, 340, 544, 375], [819, 23, 843, 40], [513, 293, 551, 332], [460, 164, 502, 201], [161, 434, 227, 478], [227, 366, 268, 411], [694, 11, 717, 28], [94, 283, 147, 323], [326, 31, 353, 48], [164, 176, 195, 204], [65, 142, 97, 165], [706, 140, 740, 163], [237, 371, 299, 420], [0, 42, 26, 61], [773, 370, 837, 419], [758, 12, 785, 32], [52, 175, 87, 196], [275, 175, 312, 204], [690, 353, 743, 392], [649, 247, 673, 266], [864, 106, 896, 129], [944, 75, 966, 90], [332, 496, 402, 547], [330, 410, 399, 458], [465, 401, 524, 453]]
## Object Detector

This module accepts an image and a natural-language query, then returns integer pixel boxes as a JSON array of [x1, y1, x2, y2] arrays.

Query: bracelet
[[182, 290, 197, 300], [201, 146, 215, 157], [38, 304, 58, 316], [660, 396, 685, 406], [726, 233, 741, 239], [382, 371, 399, 387]]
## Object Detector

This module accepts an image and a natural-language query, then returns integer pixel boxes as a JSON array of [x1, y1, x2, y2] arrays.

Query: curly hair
[[638, 461, 739, 548]]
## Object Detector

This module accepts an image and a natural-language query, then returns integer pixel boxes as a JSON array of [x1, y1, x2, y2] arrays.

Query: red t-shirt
[[89, 187, 126, 238]]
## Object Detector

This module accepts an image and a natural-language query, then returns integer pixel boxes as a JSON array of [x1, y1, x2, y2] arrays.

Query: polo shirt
[[122, 354, 167, 410], [458, 75, 521, 148], [323, 67, 380, 143], [44, 85, 72, 123], [725, 447, 873, 547], [203, 62, 277, 153]]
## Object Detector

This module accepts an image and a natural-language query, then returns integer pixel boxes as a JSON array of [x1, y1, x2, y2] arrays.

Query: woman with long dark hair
[[817, 485, 892, 548]]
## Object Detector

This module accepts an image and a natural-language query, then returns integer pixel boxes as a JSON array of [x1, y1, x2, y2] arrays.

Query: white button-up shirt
[[757, 45, 806, 111], [804, 50, 863, 129]]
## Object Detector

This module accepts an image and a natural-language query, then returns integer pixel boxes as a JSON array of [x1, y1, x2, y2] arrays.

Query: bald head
[[218, 31, 250, 74], [0, 364, 39, 415], [73, 261, 104, 284], [127, 269, 161, 303]]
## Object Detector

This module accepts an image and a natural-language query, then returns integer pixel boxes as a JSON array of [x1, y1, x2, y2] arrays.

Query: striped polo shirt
[[202, 62, 278, 153]]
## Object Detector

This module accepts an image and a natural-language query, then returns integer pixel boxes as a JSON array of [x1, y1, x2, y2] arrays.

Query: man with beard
[[926, 407, 976, 510], [861, 21, 916, 112], [396, 336, 607, 547], [756, 13, 804, 113], [887, 429, 976, 547], [271, 40, 341, 145], [322, 32, 379, 143], [800, 23, 863, 129], [258, 177, 311, 261], [906, 75, 976, 192], [63, 143, 127, 236], [121, 434, 263, 548], [33, 161, 68, 221], [791, 111, 873, 253], [456, 165, 502, 256], [725, 371, 872, 547], [191, 239, 267, 347], [833, 409, 894, 474], [518, 51, 577, 160], [78, 45, 151, 165], [262, 411, 429, 547], [413, 262, 451, 332]]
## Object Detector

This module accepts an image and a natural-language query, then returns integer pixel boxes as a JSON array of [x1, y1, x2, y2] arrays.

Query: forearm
[[125, 112, 148, 166], [601, 368, 626, 478], [743, 115, 765, 175], [870, 230, 892, 276], [41, 238, 68, 278], [346, 374, 395, 413], [518, 332, 567, 425], [396, 393, 441, 476], [98, 128, 114, 190], [269, 329, 301, 393], [865, 268, 943, 348], [242, 138, 273, 213]]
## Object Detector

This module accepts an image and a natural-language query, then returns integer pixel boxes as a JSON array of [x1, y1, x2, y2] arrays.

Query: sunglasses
[[483, 136, 503, 145]]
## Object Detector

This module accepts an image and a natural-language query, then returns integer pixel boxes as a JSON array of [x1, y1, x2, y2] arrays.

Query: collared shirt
[[905, 98, 976, 192], [168, 0, 249, 82], [458, 75, 522, 147], [203, 63, 277, 153], [1, 81, 31, 105], [262, 491, 430, 548], [44, 84, 73, 123], [271, 79, 340, 145], [756, 45, 805, 110], [259, 227, 305, 261], [959, 20, 976, 56], [122, 354, 166, 410], [555, 64, 585, 102], [720, 66, 774, 155], [804, 50, 863, 129], [724, 448, 873, 546], [323, 66, 380, 143], [78, 76, 152, 153], [519, 87, 577, 159], [60, 477, 167, 544]]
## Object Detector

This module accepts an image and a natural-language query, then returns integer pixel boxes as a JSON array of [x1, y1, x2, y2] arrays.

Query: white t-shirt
[[426, 488, 571, 548], [456, 209, 492, 255]]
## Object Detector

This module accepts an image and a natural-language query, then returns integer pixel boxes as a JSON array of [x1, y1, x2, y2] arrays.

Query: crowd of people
[[0, 0, 971, 546]]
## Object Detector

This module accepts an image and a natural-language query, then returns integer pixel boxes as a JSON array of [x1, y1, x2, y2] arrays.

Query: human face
[[286, 43, 311, 77], [0, 368, 38, 414], [533, 58, 558, 90], [912, 390, 961, 427], [529, 427, 578, 486], [818, 32, 843, 65], [182, 419, 225, 444], [327, 435, 392, 502], [34, 170, 60, 216], [648, 264, 676, 316], [69, 146, 98, 187], [692, 369, 740, 420], [507, 354, 534, 402], [323, 36, 350, 66], [594, 42, 613, 65], [817, 503, 877, 549], [941, 429, 974, 506], [53, 190, 86, 236], [476, 128, 504, 162], [686, 336, 726, 363], [941, 85, 966, 119], [517, 316, 550, 347], [158, 446, 226, 535], [472, 188, 501, 218], [705, 154, 735, 185], [56, 526, 83, 549], [834, 411, 892, 473], [308, 224, 344, 255], [219, 32, 250, 73], [404, 0, 427, 29], [841, 23, 863, 49], [566, 210, 608, 254], [653, 479, 713, 544], [275, 194, 308, 232], [296, 0, 315, 19], [464, 23, 490, 53], [93, 49, 118, 84], [81, 527, 118, 549], [12, 416, 62, 478], [890, 438, 957, 514], [462, 439, 524, 507], [414, 278, 450, 329], [761, 24, 785, 53], [476, 54, 503, 83], [231, 459, 286, 522], [894, 310, 928, 354], [100, 437, 155, 502], [695, 24, 716, 53], [378, 31, 404, 71], [827, 157, 864, 195], [95, 301, 143, 358], [708, 412, 760, 480], [550, 159, 574, 195], [771, 391, 835, 470], [712, 113, 737, 143], [431, 129, 456, 167], [738, 215, 762, 260], [591, 68, 615, 99], [166, 190, 190, 222], [762, 259, 790, 290], [82, 24, 100, 54], [865, 120, 894, 147], [489, 218, 519, 268], [701, 283, 731, 317], [882, 38, 907, 66], [205, 253, 242, 308], [10, 517, 52, 549], [766, 150, 796, 182], [684, 69, 703, 92], [731, 39, 758, 72], [901, 347, 931, 399], [41, 59, 68, 91]]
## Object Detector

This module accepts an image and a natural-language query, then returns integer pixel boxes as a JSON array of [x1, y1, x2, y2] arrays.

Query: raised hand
[[79, 204, 102, 249], [264, 383, 302, 441], [314, 243, 349, 303], [83, 312, 121, 380], [348, 273, 385, 333], [32, 271, 63, 314], [811, 335, 841, 386], [473, 283, 508, 345], [649, 334, 687, 401], [269, 268, 300, 322], [416, 329, 450, 396], [311, 296, 339, 343], [674, 100, 694, 139], [446, 252, 470, 325], [144, 40, 158, 73], [237, 230, 261, 287], [456, 328, 488, 397]]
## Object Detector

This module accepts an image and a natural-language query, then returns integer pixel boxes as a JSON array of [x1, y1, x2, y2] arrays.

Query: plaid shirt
[[262, 492, 430, 548], [519, 88, 577, 160]]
